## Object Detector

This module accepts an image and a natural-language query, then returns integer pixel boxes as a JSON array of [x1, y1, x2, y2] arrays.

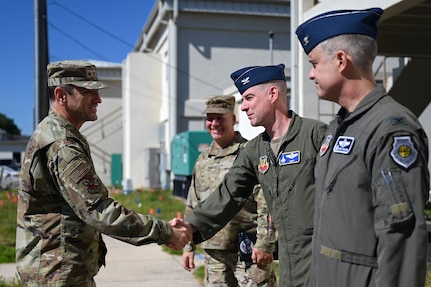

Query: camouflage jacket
[[184, 132, 276, 252], [16, 111, 173, 286]]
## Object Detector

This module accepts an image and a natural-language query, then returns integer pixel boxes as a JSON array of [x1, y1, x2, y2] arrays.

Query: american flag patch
[[69, 162, 90, 183]]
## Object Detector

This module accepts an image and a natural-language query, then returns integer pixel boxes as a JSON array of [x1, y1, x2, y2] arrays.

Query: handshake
[[166, 218, 195, 250]]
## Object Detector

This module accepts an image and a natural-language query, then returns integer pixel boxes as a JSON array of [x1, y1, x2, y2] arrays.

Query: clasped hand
[[166, 218, 193, 250]]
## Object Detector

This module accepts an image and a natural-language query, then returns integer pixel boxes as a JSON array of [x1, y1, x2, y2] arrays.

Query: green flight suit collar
[[336, 85, 386, 122], [262, 110, 301, 143]]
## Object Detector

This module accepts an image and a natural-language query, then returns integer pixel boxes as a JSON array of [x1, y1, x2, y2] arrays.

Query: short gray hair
[[316, 34, 377, 74]]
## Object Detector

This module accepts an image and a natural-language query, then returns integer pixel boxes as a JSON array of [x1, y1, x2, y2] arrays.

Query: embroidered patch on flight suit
[[320, 135, 333, 156], [390, 136, 418, 169], [82, 174, 101, 194], [258, 156, 269, 174], [333, 136, 355, 154], [390, 117, 406, 125], [279, 151, 300, 165]]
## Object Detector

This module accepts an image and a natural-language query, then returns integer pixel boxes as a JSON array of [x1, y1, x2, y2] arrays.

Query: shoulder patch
[[69, 162, 90, 183], [390, 136, 418, 169], [82, 175, 101, 194]]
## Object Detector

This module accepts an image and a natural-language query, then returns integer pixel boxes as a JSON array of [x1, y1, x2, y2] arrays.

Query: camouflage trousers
[[17, 275, 96, 287], [70, 279, 96, 287], [204, 249, 277, 287]]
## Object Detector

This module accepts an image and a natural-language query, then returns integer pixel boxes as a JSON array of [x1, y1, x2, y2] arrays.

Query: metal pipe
[[34, 0, 49, 127], [290, 0, 298, 112], [269, 31, 274, 65]]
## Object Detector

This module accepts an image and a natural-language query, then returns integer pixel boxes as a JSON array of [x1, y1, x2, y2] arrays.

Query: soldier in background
[[182, 95, 277, 286], [16, 60, 191, 286]]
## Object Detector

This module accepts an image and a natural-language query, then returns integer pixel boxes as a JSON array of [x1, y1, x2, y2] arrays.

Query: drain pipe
[[290, 0, 298, 112]]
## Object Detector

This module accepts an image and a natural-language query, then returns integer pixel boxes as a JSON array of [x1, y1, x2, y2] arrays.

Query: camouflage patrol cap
[[203, 95, 235, 114], [47, 60, 108, 89]]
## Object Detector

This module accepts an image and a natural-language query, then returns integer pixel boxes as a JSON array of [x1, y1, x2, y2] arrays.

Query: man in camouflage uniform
[[16, 60, 192, 287], [185, 64, 328, 287], [182, 95, 277, 287]]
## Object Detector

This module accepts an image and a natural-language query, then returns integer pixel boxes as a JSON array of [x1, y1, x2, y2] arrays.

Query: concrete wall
[[122, 52, 163, 190]]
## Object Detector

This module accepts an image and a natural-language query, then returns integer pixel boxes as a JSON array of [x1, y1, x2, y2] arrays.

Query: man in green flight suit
[[295, 7, 430, 287], [182, 95, 277, 286], [183, 64, 327, 287]]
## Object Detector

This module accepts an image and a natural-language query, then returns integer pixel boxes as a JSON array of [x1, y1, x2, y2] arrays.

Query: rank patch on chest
[[333, 136, 355, 154], [258, 156, 269, 174], [279, 151, 300, 165], [390, 136, 417, 169]]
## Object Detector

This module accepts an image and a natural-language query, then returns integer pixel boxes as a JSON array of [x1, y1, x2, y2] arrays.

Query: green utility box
[[111, 153, 122, 188], [171, 130, 212, 198], [171, 130, 212, 176]]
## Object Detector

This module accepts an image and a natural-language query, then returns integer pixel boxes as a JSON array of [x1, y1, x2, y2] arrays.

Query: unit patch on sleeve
[[333, 136, 355, 154], [279, 151, 300, 165], [390, 136, 418, 169], [82, 174, 101, 194]]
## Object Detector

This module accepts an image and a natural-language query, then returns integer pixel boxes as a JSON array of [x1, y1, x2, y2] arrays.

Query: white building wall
[[122, 52, 163, 190], [176, 10, 291, 134], [419, 103, 431, 174], [122, 0, 429, 191], [129, 2, 291, 190]]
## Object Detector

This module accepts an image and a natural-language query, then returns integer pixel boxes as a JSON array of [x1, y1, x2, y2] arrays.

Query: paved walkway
[[0, 235, 203, 286]]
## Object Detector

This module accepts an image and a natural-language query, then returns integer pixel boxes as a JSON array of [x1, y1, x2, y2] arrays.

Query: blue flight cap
[[295, 7, 384, 54], [230, 64, 286, 95]]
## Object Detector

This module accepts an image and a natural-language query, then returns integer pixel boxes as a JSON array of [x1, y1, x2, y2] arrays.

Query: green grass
[[0, 190, 21, 287], [194, 265, 205, 285], [0, 191, 17, 264], [110, 188, 187, 221], [0, 276, 21, 287]]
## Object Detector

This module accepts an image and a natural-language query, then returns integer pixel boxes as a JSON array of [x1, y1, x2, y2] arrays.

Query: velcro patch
[[258, 156, 269, 174], [333, 136, 355, 154], [82, 175, 100, 194], [69, 162, 90, 183], [320, 135, 333, 157], [390, 136, 417, 169], [279, 151, 300, 165], [390, 117, 406, 125]]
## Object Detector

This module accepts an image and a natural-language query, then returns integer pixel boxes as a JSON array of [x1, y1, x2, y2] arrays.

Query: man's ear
[[53, 87, 66, 103], [336, 50, 348, 71], [268, 86, 279, 103]]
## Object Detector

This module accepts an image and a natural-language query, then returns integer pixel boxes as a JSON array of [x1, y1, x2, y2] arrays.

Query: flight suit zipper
[[287, 157, 311, 194], [325, 153, 358, 195]]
